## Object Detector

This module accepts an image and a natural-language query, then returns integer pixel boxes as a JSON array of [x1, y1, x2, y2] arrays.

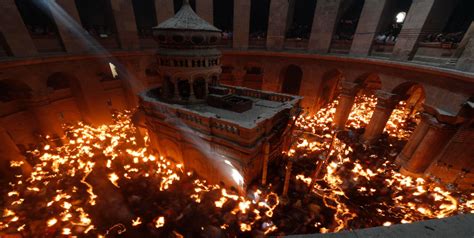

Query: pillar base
[[399, 167, 424, 178], [395, 154, 409, 166]]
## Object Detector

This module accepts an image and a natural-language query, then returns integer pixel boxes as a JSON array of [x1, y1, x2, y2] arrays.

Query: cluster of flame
[[0, 95, 473, 237], [292, 95, 473, 232]]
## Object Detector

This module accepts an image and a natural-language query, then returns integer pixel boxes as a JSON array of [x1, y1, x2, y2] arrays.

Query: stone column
[[425, 116, 473, 186], [391, 0, 458, 61], [155, 0, 174, 24], [189, 79, 196, 101], [452, 22, 474, 59], [266, 0, 290, 50], [0, 0, 37, 57], [361, 91, 399, 144], [261, 141, 270, 185], [308, 0, 343, 53], [0, 126, 32, 176], [233, 0, 251, 49], [333, 81, 359, 130], [350, 0, 390, 56], [399, 113, 457, 177], [53, 0, 88, 54], [456, 23, 474, 73], [196, 0, 213, 24], [110, 0, 140, 50]]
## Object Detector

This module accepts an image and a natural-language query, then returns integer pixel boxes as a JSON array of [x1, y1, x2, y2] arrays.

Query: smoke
[[34, 0, 145, 97], [163, 112, 246, 192]]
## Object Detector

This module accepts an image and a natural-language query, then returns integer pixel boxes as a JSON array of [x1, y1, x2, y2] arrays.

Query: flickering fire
[[0, 96, 472, 237]]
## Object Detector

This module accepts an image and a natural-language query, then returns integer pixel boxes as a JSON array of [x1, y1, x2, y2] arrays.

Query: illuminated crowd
[[0, 95, 473, 237]]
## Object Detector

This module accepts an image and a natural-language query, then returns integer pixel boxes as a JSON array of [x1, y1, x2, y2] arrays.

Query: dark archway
[[132, 0, 157, 38], [281, 65, 303, 95], [391, 82, 425, 115], [213, 0, 233, 32], [47, 72, 71, 91], [320, 70, 344, 106], [285, 0, 318, 39], [193, 78, 206, 99], [355, 73, 382, 96], [331, 0, 365, 53], [178, 79, 191, 99], [249, 0, 270, 41]]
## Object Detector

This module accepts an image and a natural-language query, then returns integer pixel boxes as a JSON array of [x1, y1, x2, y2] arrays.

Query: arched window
[[355, 73, 381, 96], [193, 78, 206, 99], [285, 0, 318, 39], [178, 79, 191, 99], [281, 65, 303, 95], [47, 73, 71, 91]]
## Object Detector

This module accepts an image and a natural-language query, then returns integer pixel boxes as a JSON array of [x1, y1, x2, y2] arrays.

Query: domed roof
[[154, 1, 221, 32]]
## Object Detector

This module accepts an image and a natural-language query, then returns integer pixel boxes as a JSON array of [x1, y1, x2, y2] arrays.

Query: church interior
[[0, 0, 473, 237]]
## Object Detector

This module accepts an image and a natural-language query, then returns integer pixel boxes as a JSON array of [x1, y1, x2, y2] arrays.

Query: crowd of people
[[374, 23, 402, 45], [422, 31, 465, 44]]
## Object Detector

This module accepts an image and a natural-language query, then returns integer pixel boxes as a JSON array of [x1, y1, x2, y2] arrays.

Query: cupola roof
[[154, 0, 220, 32]]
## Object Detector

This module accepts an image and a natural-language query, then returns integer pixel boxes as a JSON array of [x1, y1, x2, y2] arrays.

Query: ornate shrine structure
[[135, 1, 301, 189]]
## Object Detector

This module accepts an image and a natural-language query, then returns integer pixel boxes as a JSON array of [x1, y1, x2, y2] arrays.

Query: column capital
[[339, 81, 360, 97], [374, 90, 400, 110], [420, 112, 458, 131]]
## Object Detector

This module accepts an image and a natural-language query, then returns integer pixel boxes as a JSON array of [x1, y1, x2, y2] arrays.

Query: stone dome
[[153, 0, 221, 49]]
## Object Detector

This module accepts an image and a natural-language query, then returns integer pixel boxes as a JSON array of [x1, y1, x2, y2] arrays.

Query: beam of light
[[33, 0, 146, 96]]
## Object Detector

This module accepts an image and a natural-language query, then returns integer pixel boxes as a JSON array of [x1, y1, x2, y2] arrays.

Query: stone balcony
[[139, 84, 302, 148]]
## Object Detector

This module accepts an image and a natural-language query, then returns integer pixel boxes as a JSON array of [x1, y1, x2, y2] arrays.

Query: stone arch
[[193, 76, 206, 99], [354, 73, 382, 95], [391, 82, 426, 115], [47, 72, 72, 91], [177, 78, 191, 99], [319, 69, 344, 106], [280, 64, 303, 95]]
